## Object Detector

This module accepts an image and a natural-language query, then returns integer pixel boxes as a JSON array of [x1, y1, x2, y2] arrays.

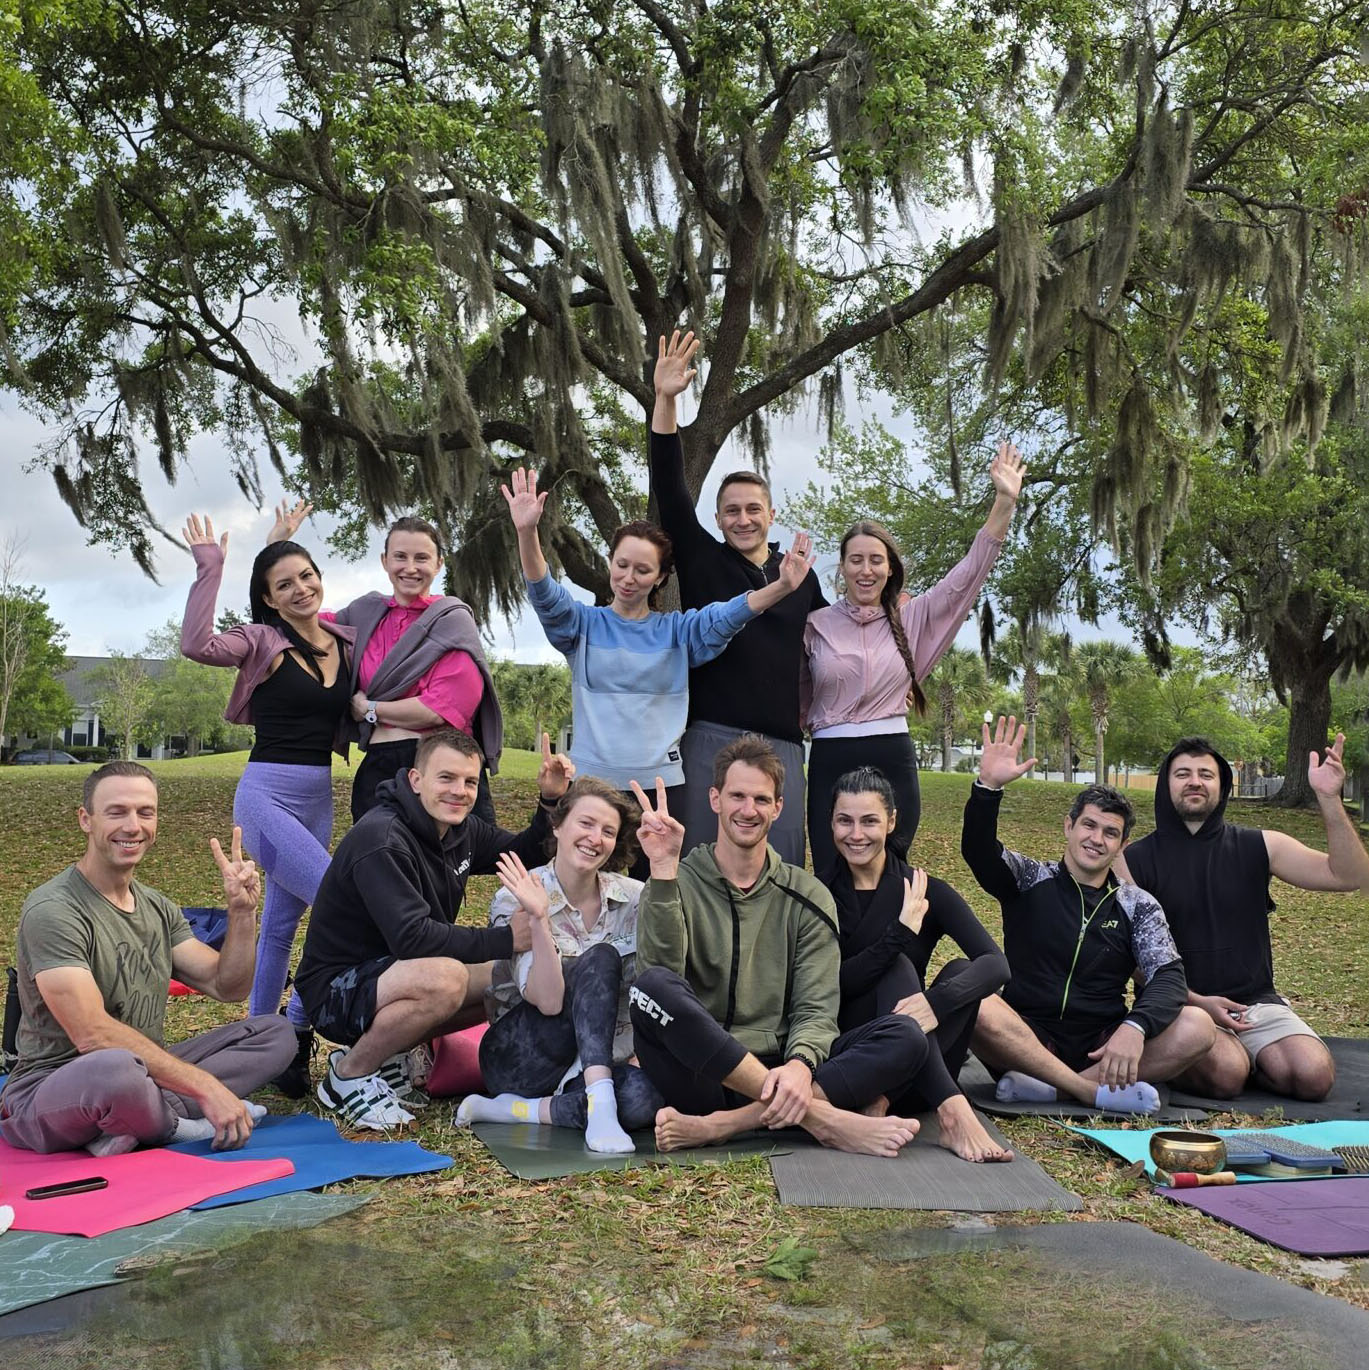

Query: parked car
[[12, 749, 84, 765]]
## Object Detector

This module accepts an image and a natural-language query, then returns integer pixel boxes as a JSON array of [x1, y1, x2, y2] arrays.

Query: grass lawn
[[3, 758, 1367, 1368]]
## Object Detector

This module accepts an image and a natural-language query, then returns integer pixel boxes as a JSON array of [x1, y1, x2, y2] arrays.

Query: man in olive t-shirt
[[0, 762, 295, 1154]]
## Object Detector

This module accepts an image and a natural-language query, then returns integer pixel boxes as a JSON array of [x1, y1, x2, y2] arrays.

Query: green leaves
[[763, 1234, 818, 1281]]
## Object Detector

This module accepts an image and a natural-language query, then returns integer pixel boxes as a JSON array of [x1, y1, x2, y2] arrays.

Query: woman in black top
[[822, 766, 1013, 1162]]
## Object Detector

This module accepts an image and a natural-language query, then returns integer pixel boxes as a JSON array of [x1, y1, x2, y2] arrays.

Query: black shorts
[[309, 956, 395, 1046], [1022, 1016, 1120, 1073]]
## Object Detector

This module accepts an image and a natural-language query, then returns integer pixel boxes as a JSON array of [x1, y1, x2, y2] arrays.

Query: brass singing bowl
[[1149, 1129, 1227, 1174]]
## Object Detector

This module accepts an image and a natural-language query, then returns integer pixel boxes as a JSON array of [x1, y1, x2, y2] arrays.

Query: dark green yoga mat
[[1167, 1035, 1369, 1120], [768, 1111, 1083, 1211], [471, 1121, 793, 1180], [0, 1192, 368, 1318]]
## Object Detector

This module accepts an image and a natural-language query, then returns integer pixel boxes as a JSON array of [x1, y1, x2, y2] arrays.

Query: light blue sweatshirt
[[526, 574, 755, 788]]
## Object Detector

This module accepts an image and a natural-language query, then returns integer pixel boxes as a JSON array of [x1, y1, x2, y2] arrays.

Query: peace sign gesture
[[209, 826, 260, 915], [536, 731, 576, 801], [629, 777, 685, 878], [183, 512, 229, 557]]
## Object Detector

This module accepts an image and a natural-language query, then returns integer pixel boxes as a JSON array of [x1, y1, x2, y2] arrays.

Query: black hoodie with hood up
[[295, 770, 551, 1016], [1123, 742, 1277, 1004]]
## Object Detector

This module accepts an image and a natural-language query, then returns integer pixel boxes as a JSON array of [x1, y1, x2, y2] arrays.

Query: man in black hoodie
[[296, 727, 574, 1129], [1120, 734, 1369, 1101]]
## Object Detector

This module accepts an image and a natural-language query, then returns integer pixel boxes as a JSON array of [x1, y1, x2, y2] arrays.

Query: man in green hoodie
[[629, 734, 924, 1156]]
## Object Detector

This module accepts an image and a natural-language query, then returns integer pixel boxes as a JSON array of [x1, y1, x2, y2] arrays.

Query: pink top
[[353, 597, 484, 730], [801, 527, 1003, 732]]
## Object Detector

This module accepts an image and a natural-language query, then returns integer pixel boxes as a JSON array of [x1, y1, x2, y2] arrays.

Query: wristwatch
[[364, 703, 378, 725]]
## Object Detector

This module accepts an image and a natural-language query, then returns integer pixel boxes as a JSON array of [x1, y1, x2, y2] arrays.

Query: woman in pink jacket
[[801, 442, 1025, 875]]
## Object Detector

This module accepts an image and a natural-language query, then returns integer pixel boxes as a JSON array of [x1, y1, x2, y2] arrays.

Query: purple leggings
[[234, 762, 334, 1028]]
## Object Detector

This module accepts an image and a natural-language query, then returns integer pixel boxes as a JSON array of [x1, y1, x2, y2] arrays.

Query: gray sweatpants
[[0, 1015, 296, 1154], [678, 721, 807, 866]]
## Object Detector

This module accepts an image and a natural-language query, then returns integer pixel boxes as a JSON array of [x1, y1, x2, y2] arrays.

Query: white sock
[[171, 1115, 217, 1143], [454, 1092, 540, 1126], [995, 1071, 1058, 1103], [1094, 1081, 1161, 1114], [584, 1078, 634, 1154], [86, 1132, 139, 1157], [246, 1102, 268, 1122], [0, 1204, 14, 1236]]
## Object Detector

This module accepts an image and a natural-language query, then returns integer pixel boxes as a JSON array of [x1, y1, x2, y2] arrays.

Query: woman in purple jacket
[[180, 514, 354, 1094], [801, 442, 1024, 874]]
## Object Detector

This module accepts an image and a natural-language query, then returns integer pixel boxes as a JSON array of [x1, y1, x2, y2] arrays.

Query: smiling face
[[552, 794, 622, 880], [710, 761, 781, 853], [830, 790, 896, 877], [840, 534, 892, 607], [381, 530, 442, 605], [715, 479, 775, 562], [1168, 751, 1222, 825], [408, 744, 482, 833], [1063, 803, 1127, 883], [261, 554, 324, 626], [79, 775, 159, 876], [608, 536, 665, 615]]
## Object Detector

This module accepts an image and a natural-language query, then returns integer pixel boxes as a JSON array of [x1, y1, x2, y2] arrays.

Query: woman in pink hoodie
[[801, 442, 1024, 875]]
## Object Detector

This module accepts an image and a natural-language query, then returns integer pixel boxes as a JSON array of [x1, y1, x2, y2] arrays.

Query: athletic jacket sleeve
[[784, 904, 841, 1067], [525, 573, 587, 656], [635, 877, 688, 976], [677, 593, 758, 666], [838, 919, 919, 1001], [181, 543, 253, 667], [1120, 887, 1188, 1039], [349, 848, 514, 963], [921, 876, 1010, 1024], [960, 783, 1031, 907], [648, 429, 713, 558]]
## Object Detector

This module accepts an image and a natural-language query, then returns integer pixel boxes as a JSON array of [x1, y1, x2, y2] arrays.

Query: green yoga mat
[[471, 1121, 793, 1180], [0, 1192, 368, 1318], [1068, 1118, 1369, 1180], [768, 1111, 1084, 1211]]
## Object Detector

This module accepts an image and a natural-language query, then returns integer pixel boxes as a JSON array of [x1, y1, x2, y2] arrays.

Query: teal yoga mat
[[1068, 1118, 1369, 1181], [0, 1192, 368, 1317]]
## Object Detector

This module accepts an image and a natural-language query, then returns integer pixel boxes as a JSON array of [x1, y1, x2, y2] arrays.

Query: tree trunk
[[1023, 667, 1038, 777], [1094, 720, 1105, 785], [941, 727, 953, 773], [1277, 666, 1336, 807]]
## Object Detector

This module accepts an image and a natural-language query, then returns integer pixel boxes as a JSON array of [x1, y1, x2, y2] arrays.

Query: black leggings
[[842, 957, 983, 1112], [806, 733, 920, 876], [478, 943, 662, 1131], [353, 739, 495, 826], [628, 966, 928, 1115]]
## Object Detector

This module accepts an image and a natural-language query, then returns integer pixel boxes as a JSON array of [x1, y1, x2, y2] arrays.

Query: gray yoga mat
[[471, 1121, 792, 1180], [859, 1221, 1369, 1370], [1167, 1035, 1369, 1120], [0, 1192, 369, 1319], [957, 1054, 1207, 1123], [768, 1111, 1083, 1211]]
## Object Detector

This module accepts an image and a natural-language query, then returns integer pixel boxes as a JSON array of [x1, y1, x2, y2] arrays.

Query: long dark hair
[[839, 520, 927, 716], [609, 520, 674, 609], [249, 541, 331, 682]]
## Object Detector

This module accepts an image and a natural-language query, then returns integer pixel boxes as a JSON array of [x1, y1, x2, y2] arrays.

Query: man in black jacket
[[1119, 735, 1369, 1101], [296, 728, 574, 1129], [649, 330, 826, 863], [961, 718, 1214, 1113]]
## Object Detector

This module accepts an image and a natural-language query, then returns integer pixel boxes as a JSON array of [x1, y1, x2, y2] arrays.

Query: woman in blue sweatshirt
[[503, 468, 813, 877]]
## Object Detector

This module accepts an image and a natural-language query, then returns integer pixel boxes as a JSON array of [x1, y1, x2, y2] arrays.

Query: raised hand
[[1308, 733, 1348, 799], [210, 826, 260, 915], [628, 776, 685, 875], [537, 731, 576, 800], [183, 512, 228, 556], [989, 440, 1026, 502], [268, 498, 313, 543], [776, 532, 816, 593], [654, 329, 700, 398], [494, 850, 551, 921], [500, 467, 549, 533], [897, 868, 929, 934], [978, 715, 1037, 790]]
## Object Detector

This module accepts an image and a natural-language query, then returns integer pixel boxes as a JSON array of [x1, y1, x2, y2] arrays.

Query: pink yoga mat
[[0, 1139, 295, 1237]]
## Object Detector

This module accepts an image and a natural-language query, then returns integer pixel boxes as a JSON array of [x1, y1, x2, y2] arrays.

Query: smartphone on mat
[[24, 1176, 109, 1200]]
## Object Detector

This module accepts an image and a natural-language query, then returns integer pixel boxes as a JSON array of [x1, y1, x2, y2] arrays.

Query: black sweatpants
[[628, 966, 927, 1115], [478, 943, 662, 1131]]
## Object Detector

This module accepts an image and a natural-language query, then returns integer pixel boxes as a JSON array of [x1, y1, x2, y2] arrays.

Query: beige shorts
[[1224, 999, 1323, 1062]]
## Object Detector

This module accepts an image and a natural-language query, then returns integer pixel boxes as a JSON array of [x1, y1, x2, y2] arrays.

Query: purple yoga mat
[[1163, 1176, 1369, 1256]]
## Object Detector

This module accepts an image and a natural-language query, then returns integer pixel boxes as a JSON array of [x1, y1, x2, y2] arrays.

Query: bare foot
[[937, 1096, 1013, 1163], [654, 1107, 729, 1152], [861, 1095, 890, 1118], [805, 1101, 920, 1157]]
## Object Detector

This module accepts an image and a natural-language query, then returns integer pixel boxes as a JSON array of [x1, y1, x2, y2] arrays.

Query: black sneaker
[[272, 1027, 315, 1099]]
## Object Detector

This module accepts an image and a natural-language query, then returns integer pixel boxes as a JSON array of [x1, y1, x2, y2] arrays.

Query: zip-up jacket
[[295, 772, 551, 1016], [636, 844, 840, 1066], [960, 782, 1186, 1040]]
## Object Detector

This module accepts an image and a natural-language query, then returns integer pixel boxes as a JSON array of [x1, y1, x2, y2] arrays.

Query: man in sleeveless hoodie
[[1119, 734, 1369, 1101]]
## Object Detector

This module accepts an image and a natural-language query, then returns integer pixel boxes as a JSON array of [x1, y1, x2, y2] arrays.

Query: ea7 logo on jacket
[[1099, 919, 1119, 930]]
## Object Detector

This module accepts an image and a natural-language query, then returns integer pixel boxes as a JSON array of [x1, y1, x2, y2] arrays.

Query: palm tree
[[993, 618, 1049, 777], [1038, 632, 1078, 782], [1076, 640, 1139, 784], [927, 646, 990, 772]]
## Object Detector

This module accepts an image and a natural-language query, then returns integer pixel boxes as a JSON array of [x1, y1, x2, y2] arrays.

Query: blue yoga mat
[[1069, 1118, 1369, 1181], [169, 1112, 453, 1208]]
